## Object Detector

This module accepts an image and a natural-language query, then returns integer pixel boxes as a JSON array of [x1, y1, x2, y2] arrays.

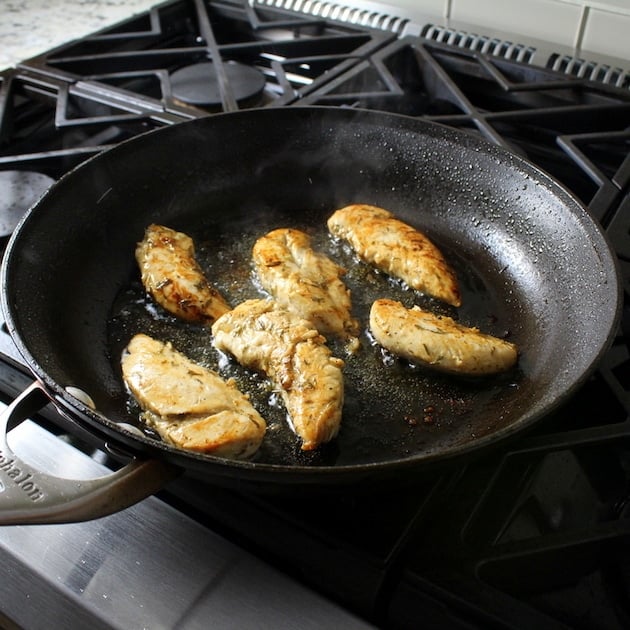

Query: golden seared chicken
[[211, 299, 344, 451], [253, 228, 359, 345], [328, 204, 461, 307], [369, 299, 518, 375], [136, 224, 230, 324], [121, 334, 266, 459]]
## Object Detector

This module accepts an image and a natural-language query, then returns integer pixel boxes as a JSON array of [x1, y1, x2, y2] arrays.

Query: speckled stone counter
[[0, 0, 158, 70]]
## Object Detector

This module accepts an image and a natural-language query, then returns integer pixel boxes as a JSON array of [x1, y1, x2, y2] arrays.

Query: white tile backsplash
[[581, 7, 630, 60], [450, 0, 583, 48], [384, 0, 630, 61]]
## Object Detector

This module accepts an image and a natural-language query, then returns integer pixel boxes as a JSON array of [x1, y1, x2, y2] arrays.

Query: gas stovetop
[[0, 1, 629, 629]]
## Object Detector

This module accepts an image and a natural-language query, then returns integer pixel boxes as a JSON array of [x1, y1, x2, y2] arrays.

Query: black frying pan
[[0, 107, 621, 520]]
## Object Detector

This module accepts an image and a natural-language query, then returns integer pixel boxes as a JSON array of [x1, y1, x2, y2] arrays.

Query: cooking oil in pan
[[107, 208, 524, 467]]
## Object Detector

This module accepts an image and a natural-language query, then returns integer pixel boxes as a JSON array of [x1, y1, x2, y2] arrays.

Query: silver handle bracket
[[0, 382, 179, 525]]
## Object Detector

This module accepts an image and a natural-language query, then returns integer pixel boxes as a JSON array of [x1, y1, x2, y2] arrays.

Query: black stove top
[[0, 1, 629, 629]]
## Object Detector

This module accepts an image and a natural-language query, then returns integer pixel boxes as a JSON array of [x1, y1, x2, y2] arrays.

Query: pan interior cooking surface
[[1, 107, 619, 478], [108, 209, 523, 467]]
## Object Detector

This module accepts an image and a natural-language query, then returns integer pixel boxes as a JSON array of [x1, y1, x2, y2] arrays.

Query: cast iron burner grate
[[298, 35, 630, 221], [0, 0, 391, 216], [0, 69, 183, 177], [392, 349, 630, 629], [14, 0, 393, 115]]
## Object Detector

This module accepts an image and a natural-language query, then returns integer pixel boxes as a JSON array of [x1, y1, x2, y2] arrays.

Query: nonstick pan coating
[[1, 107, 620, 486]]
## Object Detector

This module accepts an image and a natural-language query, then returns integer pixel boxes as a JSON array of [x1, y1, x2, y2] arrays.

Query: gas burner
[[0, 171, 55, 237], [171, 61, 266, 108]]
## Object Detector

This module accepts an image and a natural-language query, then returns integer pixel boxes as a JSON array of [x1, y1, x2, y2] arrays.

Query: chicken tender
[[253, 228, 359, 344], [369, 299, 517, 375], [136, 224, 230, 324], [211, 299, 344, 450], [328, 204, 461, 307], [121, 333, 266, 459]]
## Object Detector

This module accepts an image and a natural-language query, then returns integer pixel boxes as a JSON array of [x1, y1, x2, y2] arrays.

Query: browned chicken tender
[[136, 224, 230, 324], [253, 228, 359, 345], [212, 299, 344, 451], [328, 204, 461, 307], [121, 333, 266, 459], [369, 299, 518, 375]]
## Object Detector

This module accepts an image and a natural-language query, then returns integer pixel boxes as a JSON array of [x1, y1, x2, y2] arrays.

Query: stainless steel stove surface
[[0, 1, 629, 628]]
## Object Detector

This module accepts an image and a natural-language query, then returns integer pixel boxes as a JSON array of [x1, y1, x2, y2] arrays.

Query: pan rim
[[0, 106, 623, 480]]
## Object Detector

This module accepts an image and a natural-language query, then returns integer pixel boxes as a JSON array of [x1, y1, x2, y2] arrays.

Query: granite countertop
[[0, 0, 159, 70]]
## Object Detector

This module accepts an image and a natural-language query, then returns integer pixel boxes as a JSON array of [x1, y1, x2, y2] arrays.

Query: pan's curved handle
[[0, 382, 180, 525]]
